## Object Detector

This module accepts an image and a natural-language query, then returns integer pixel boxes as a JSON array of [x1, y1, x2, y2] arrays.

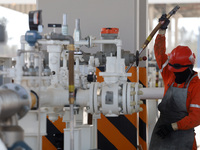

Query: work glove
[[156, 124, 174, 139], [159, 14, 170, 30]]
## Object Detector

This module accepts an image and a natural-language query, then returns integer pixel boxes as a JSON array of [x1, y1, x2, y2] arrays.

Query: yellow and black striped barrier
[[42, 116, 66, 150]]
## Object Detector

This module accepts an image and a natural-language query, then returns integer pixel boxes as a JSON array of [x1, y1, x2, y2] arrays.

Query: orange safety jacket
[[154, 33, 200, 150]]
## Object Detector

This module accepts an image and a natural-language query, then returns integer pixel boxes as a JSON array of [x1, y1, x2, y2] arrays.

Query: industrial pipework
[[0, 7, 176, 150]]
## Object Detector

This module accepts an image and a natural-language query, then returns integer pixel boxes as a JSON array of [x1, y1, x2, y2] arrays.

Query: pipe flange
[[1, 83, 31, 119], [122, 83, 127, 114], [94, 82, 101, 114], [136, 50, 139, 66], [87, 82, 94, 113], [126, 83, 135, 114]]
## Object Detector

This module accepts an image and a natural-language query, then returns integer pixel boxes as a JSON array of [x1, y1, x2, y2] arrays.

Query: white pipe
[[38, 40, 70, 45], [20, 36, 25, 67], [39, 87, 69, 107], [140, 87, 164, 99], [75, 89, 90, 106], [116, 40, 122, 74], [74, 40, 88, 45], [34, 56, 39, 68], [75, 39, 120, 46], [93, 117, 98, 148], [15, 53, 23, 84], [38, 36, 122, 46], [75, 39, 123, 49], [20, 35, 26, 47], [62, 50, 67, 68], [92, 39, 120, 44], [116, 40, 122, 62], [70, 104, 74, 150], [75, 57, 80, 72], [37, 52, 43, 150]]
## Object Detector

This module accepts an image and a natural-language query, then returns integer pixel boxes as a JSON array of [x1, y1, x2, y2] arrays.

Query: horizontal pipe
[[74, 40, 88, 45], [0, 89, 30, 120], [39, 87, 69, 107], [50, 33, 74, 44], [38, 39, 70, 45], [38, 38, 120, 47], [92, 39, 120, 44], [75, 89, 90, 106], [140, 87, 164, 99]]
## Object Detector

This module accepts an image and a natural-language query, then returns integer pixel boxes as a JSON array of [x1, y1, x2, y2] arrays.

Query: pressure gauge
[[29, 10, 42, 31]]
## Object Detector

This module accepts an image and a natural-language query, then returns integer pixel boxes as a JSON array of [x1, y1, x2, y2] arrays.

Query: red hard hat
[[168, 45, 195, 72]]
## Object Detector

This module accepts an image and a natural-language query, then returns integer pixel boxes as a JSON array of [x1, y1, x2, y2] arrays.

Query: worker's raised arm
[[154, 31, 168, 70], [154, 14, 170, 70], [154, 14, 174, 87]]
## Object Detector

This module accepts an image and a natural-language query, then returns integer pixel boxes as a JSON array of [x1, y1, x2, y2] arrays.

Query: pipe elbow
[[65, 35, 74, 44]]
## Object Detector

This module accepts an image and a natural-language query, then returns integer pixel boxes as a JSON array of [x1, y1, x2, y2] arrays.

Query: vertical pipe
[[63, 51, 67, 68], [73, 19, 81, 50], [70, 104, 74, 150], [93, 118, 97, 148], [16, 52, 23, 84], [62, 13, 68, 36], [136, 0, 140, 149], [68, 49, 75, 102], [68, 44, 75, 150], [37, 52, 43, 150], [116, 40, 122, 74], [138, 1, 148, 149], [73, 19, 81, 42], [20, 36, 25, 67]]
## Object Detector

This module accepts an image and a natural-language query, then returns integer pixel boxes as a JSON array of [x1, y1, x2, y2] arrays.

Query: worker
[[149, 14, 200, 150]]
